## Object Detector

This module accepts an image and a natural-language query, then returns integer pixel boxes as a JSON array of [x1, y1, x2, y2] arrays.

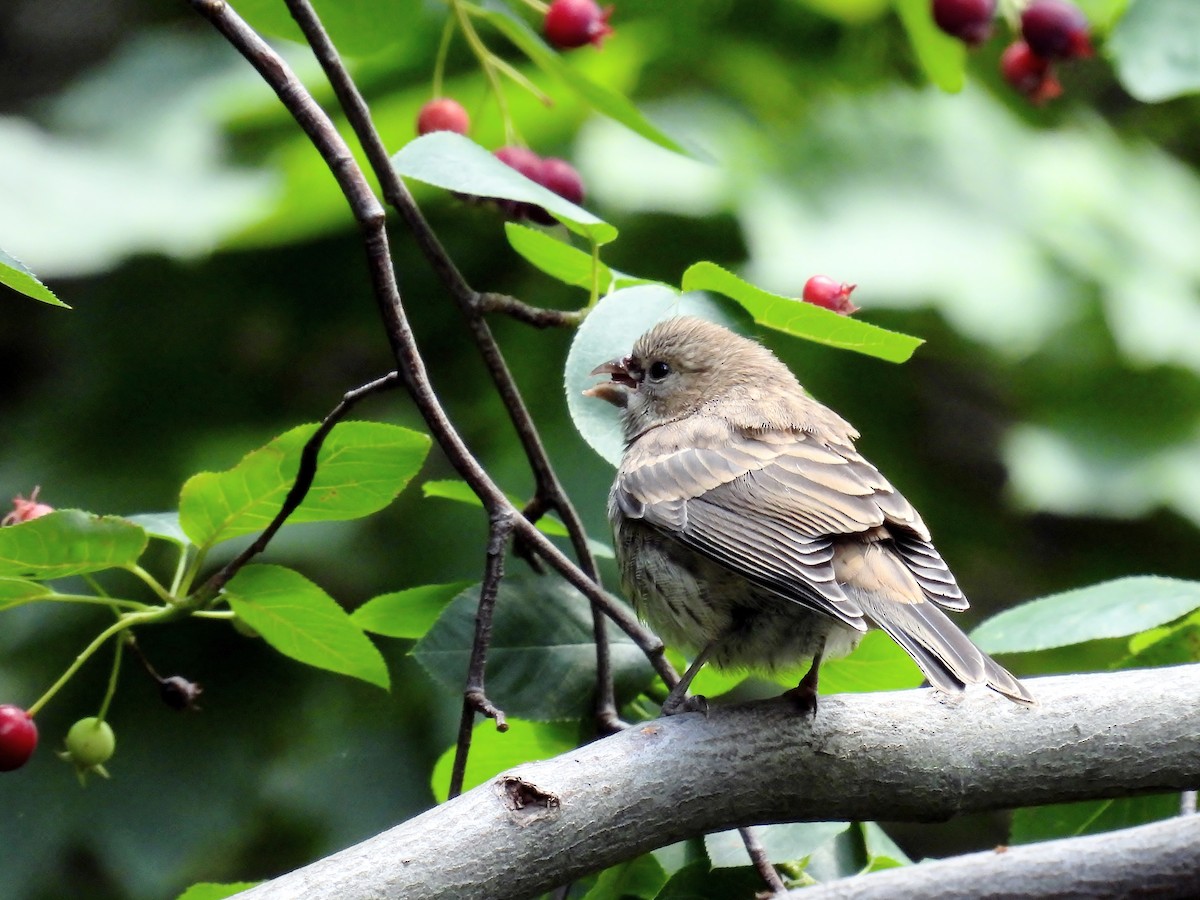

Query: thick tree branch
[[234, 666, 1200, 900], [793, 813, 1200, 899]]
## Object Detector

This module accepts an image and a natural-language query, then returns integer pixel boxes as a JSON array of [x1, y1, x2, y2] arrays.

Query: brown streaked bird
[[584, 316, 1033, 714]]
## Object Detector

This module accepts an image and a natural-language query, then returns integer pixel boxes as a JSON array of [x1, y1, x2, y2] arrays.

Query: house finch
[[584, 316, 1032, 714]]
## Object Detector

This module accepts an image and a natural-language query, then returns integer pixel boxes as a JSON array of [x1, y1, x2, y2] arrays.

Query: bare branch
[[791, 814, 1200, 899], [281, 0, 621, 726], [193, 371, 400, 602], [232, 665, 1200, 900]]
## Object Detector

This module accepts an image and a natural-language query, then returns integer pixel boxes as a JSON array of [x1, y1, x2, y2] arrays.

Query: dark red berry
[[802, 276, 859, 315], [2, 487, 54, 526], [931, 0, 996, 46], [159, 676, 203, 712], [0, 705, 38, 771], [416, 98, 470, 136], [536, 157, 586, 205], [493, 147, 545, 221], [544, 0, 613, 50], [1001, 41, 1062, 104], [1021, 0, 1092, 60], [494, 146, 543, 181]]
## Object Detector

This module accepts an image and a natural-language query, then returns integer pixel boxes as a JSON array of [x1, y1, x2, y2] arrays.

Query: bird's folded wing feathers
[[615, 418, 967, 621]]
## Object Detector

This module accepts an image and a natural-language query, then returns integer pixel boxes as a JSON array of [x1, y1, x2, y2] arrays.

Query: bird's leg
[[661, 642, 717, 716], [782, 638, 825, 716]]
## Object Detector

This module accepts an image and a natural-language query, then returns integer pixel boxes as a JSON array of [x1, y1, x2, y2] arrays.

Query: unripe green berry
[[64, 717, 116, 768]]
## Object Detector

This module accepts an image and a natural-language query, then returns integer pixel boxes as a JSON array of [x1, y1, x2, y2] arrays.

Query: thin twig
[[449, 515, 515, 799], [738, 826, 786, 895], [282, 0, 622, 728], [193, 371, 401, 603]]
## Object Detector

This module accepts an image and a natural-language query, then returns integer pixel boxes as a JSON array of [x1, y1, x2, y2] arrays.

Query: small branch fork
[[185, 0, 674, 793]]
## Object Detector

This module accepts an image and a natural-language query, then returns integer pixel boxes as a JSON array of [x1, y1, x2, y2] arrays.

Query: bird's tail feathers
[[853, 591, 1035, 705]]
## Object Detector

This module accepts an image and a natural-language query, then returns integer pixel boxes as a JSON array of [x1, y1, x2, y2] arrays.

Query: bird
[[584, 316, 1033, 715]]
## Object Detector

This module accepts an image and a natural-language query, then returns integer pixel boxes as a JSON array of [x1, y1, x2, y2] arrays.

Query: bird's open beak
[[583, 356, 636, 408]]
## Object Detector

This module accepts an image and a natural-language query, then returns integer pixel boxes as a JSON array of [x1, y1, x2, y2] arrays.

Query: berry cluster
[[414, 0, 612, 225], [932, 0, 1093, 103], [492, 146, 585, 222]]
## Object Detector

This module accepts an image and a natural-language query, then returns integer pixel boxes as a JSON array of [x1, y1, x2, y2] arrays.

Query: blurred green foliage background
[[3, 0, 1200, 897]]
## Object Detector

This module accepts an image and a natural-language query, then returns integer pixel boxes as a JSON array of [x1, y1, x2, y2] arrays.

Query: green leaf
[[0, 247, 68, 307], [421, 479, 614, 558], [412, 576, 654, 720], [813, 630, 925, 694], [653, 861, 769, 898], [681, 262, 923, 363], [505, 223, 657, 291], [0, 511, 147, 580], [1011, 794, 1180, 844], [351, 581, 475, 640], [705, 822, 850, 867], [391, 132, 617, 245], [506, 222, 612, 292], [859, 822, 912, 872], [175, 884, 262, 900], [565, 284, 750, 467], [179, 421, 430, 548], [477, 6, 692, 158], [224, 564, 390, 690], [124, 512, 189, 546], [0, 576, 53, 611], [892, 0, 967, 92], [971, 576, 1200, 654], [1118, 609, 1200, 667], [1110, 0, 1200, 102], [429, 719, 577, 803], [582, 854, 668, 900]]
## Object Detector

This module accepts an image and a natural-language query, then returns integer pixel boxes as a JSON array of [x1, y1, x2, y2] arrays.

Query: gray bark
[[793, 814, 1200, 899], [236, 665, 1200, 900]]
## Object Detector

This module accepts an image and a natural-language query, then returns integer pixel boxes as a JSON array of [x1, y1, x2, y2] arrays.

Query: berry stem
[[26, 608, 170, 717], [513, 0, 549, 14], [998, 0, 1026, 29], [449, 0, 517, 144], [432, 13, 456, 100], [95, 635, 125, 723], [490, 55, 553, 106]]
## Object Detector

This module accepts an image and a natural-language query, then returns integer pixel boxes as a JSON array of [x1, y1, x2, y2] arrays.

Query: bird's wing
[[615, 417, 966, 624]]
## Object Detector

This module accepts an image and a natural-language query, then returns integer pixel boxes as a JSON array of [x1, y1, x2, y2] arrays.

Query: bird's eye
[[648, 361, 671, 381]]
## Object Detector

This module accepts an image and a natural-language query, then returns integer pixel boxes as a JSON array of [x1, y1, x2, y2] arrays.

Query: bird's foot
[[781, 683, 819, 717], [661, 692, 708, 717]]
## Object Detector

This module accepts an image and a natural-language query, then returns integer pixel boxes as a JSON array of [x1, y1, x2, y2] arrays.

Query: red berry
[[494, 145, 543, 181], [1001, 41, 1062, 104], [544, 0, 613, 50], [802, 276, 859, 315], [536, 157, 586, 205], [0, 705, 38, 771], [416, 98, 470, 136], [2, 486, 54, 526], [931, 0, 996, 46], [1021, 0, 1092, 60]]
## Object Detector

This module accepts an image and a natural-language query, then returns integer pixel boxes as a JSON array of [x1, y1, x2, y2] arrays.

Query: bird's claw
[[661, 693, 708, 717]]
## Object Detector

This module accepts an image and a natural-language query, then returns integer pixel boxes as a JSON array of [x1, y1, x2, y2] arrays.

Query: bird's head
[[584, 316, 798, 440]]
